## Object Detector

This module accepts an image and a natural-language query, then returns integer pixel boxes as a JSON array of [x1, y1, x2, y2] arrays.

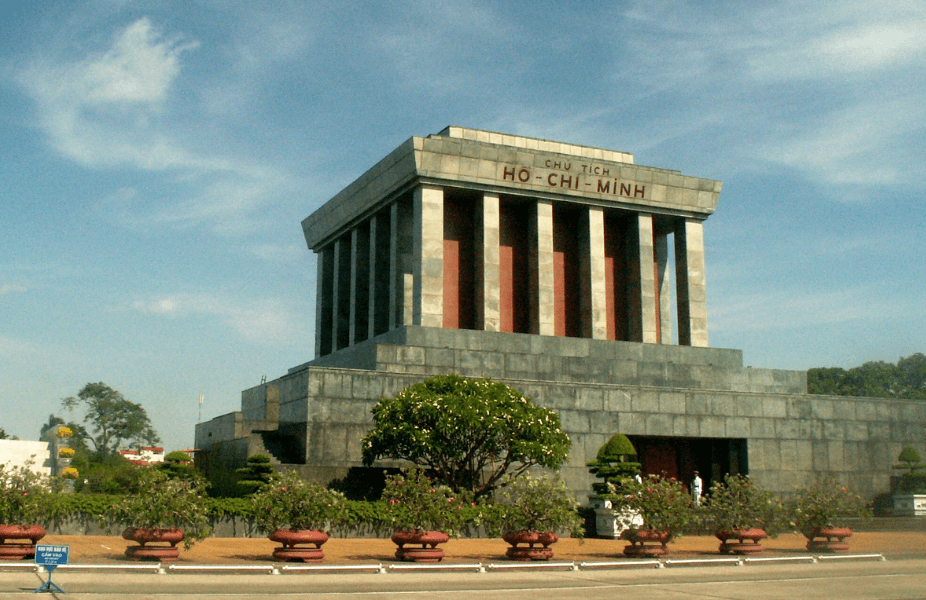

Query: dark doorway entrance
[[627, 436, 748, 495]]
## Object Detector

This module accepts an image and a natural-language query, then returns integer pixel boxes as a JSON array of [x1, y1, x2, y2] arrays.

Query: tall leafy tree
[[808, 353, 926, 400], [361, 374, 571, 498], [62, 382, 160, 455]]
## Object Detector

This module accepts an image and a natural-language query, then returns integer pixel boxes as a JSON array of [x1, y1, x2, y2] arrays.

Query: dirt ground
[[31, 531, 926, 565]]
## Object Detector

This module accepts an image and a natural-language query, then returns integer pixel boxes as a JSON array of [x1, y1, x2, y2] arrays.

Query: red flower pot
[[269, 529, 329, 562], [0, 525, 46, 560], [621, 528, 671, 558], [714, 528, 767, 555], [391, 530, 449, 562], [805, 526, 852, 553], [502, 531, 559, 561], [122, 527, 184, 561]]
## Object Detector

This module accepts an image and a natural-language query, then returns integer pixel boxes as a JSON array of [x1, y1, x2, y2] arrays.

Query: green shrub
[[480, 473, 583, 538]]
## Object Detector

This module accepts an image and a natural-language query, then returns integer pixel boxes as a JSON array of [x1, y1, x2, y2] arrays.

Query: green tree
[[808, 353, 926, 400], [72, 451, 140, 494], [62, 382, 160, 455], [159, 451, 199, 481], [586, 434, 641, 495], [894, 446, 924, 475], [235, 454, 274, 495], [0, 427, 10, 439], [39, 414, 91, 453], [361, 374, 571, 498], [898, 353, 926, 399]]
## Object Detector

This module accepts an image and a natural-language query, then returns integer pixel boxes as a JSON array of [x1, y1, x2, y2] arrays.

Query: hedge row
[[43, 494, 490, 533]]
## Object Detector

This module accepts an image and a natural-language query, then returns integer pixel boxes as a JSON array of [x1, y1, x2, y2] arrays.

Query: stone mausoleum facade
[[196, 126, 926, 500]]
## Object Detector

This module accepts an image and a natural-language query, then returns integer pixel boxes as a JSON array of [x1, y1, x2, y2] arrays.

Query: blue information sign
[[34, 545, 68, 594], [35, 544, 70, 567]]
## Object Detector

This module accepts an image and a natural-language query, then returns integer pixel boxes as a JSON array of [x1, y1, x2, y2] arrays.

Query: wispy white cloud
[[19, 18, 197, 170], [609, 1, 926, 189], [16, 16, 298, 235], [710, 284, 911, 333], [130, 293, 302, 343], [760, 95, 924, 187], [0, 334, 38, 358], [0, 284, 28, 296], [746, 13, 926, 81], [244, 242, 306, 263], [372, 1, 516, 95]]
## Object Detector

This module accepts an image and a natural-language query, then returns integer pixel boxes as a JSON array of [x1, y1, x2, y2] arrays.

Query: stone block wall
[[196, 328, 923, 503]]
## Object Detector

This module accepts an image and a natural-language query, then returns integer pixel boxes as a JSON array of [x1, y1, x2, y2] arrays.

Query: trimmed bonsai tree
[[381, 467, 474, 562], [111, 466, 212, 553], [236, 454, 275, 495], [587, 434, 641, 495], [894, 446, 924, 475], [251, 470, 350, 562], [700, 474, 785, 554], [251, 470, 349, 533], [481, 473, 582, 561], [361, 375, 571, 498], [789, 477, 869, 552], [159, 451, 197, 480], [0, 461, 52, 558], [608, 474, 695, 557]]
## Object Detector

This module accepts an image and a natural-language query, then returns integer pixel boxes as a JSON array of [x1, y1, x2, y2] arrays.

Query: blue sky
[[1, 1, 924, 452]]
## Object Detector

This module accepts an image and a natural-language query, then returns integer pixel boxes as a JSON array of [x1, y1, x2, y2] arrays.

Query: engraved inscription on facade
[[498, 162, 646, 200]]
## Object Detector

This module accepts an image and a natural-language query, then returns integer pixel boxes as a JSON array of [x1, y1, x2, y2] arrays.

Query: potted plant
[[382, 467, 472, 562], [481, 473, 582, 561], [251, 470, 350, 562], [789, 477, 869, 552], [0, 462, 51, 559], [892, 447, 926, 517], [586, 434, 642, 538], [608, 474, 694, 557], [700, 474, 783, 555], [111, 466, 212, 561]]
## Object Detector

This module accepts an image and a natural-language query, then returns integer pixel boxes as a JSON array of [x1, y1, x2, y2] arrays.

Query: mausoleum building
[[196, 127, 926, 500]]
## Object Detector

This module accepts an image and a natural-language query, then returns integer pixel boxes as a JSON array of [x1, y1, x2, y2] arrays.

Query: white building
[[0, 440, 51, 477]]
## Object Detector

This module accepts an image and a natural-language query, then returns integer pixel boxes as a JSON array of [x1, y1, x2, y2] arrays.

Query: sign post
[[34, 544, 68, 594]]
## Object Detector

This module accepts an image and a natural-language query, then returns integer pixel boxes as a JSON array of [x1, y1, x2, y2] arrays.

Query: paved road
[[5, 558, 925, 599]]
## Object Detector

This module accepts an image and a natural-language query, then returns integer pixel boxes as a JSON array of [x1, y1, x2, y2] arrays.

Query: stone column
[[348, 227, 370, 346], [389, 201, 414, 330], [331, 237, 351, 351], [368, 214, 390, 339], [413, 185, 444, 328], [675, 219, 708, 347], [477, 193, 501, 332], [629, 214, 658, 343], [314, 247, 327, 358], [654, 231, 672, 344], [389, 203, 399, 329], [368, 216, 378, 339], [582, 207, 608, 340], [349, 229, 359, 346], [530, 200, 555, 336]]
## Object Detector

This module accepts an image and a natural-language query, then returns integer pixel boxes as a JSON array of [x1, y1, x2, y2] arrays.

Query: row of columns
[[315, 185, 708, 357]]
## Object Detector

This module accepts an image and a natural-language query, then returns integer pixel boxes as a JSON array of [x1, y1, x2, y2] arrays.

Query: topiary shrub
[[160, 451, 198, 481], [587, 434, 641, 495], [894, 447, 924, 475], [235, 454, 274, 495]]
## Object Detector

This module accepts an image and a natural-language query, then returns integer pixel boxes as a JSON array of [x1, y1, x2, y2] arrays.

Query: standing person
[[691, 471, 703, 507]]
